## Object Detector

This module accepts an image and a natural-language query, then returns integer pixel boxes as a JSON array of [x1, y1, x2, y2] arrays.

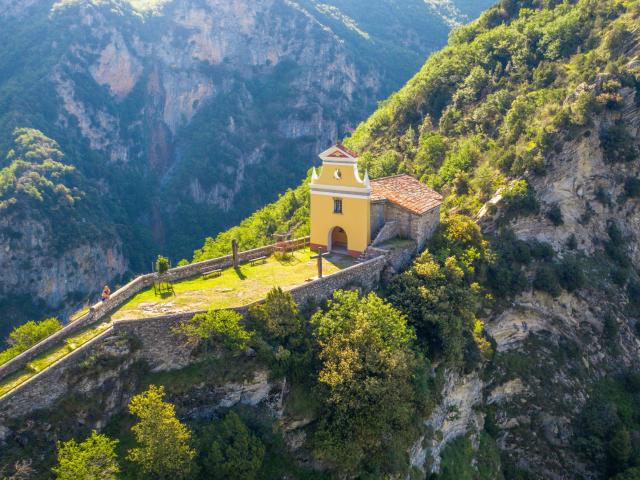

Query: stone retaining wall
[[0, 328, 115, 419], [0, 250, 390, 418], [0, 238, 309, 383]]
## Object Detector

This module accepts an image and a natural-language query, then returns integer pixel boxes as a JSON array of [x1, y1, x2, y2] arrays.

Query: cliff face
[[0, 0, 493, 323], [475, 81, 640, 479]]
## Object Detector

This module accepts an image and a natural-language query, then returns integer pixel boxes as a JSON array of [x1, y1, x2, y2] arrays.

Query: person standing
[[101, 285, 111, 302]]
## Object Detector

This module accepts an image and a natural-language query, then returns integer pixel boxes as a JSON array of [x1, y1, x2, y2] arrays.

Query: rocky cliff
[[0, 0, 493, 326]]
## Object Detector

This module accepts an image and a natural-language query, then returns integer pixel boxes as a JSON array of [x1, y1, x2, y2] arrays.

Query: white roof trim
[[319, 144, 358, 163]]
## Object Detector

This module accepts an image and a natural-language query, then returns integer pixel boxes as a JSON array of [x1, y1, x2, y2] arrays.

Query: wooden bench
[[250, 256, 267, 266], [202, 268, 222, 279]]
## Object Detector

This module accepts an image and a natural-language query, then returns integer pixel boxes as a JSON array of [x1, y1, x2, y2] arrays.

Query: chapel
[[309, 143, 443, 257]]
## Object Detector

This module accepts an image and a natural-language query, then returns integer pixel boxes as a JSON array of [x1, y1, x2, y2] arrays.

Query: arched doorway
[[329, 227, 348, 253]]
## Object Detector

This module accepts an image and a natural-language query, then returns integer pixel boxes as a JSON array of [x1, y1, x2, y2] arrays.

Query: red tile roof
[[335, 142, 359, 158], [370, 174, 443, 215]]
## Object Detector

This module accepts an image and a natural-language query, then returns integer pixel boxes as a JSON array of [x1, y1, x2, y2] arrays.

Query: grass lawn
[[113, 248, 355, 320]]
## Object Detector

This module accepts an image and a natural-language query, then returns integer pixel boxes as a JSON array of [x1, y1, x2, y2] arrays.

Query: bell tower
[[309, 143, 371, 257]]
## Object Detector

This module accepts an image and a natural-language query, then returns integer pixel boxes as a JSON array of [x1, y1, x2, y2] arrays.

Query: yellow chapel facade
[[310, 143, 444, 257]]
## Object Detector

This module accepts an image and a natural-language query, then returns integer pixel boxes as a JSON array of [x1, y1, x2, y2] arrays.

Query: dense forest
[[2, 0, 640, 478]]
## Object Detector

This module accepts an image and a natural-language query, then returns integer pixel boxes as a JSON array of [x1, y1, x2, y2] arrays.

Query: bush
[[53, 430, 119, 480], [502, 180, 540, 217], [546, 204, 564, 226], [600, 124, 638, 163], [603, 313, 619, 339], [0, 317, 62, 365], [624, 177, 640, 199], [197, 411, 265, 480], [533, 266, 561, 297], [155, 255, 170, 275], [174, 310, 252, 351], [556, 257, 585, 292]]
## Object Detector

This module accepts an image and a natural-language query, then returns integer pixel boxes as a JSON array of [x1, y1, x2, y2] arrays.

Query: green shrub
[[624, 177, 640, 198], [533, 266, 561, 297], [556, 256, 585, 292], [546, 204, 564, 226], [439, 436, 474, 480], [197, 411, 265, 480], [0, 317, 62, 365], [600, 124, 638, 163], [155, 255, 170, 275], [174, 310, 252, 351]]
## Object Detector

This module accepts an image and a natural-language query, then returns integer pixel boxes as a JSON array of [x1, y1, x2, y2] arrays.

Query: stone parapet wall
[[0, 328, 115, 420], [0, 238, 309, 384], [0, 248, 390, 418]]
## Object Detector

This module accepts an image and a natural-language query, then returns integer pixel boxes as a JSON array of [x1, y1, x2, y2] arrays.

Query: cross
[[311, 250, 330, 278]]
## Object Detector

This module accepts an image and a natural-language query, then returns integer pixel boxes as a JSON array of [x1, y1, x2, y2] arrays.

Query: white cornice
[[310, 190, 371, 199], [310, 183, 371, 194]]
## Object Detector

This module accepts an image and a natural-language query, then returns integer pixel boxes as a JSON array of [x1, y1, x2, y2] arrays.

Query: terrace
[[0, 247, 356, 397], [113, 247, 355, 320]]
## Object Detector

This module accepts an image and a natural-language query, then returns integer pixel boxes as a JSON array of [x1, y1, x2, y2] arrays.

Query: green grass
[[0, 370, 34, 397], [70, 305, 91, 321], [113, 248, 355, 320]]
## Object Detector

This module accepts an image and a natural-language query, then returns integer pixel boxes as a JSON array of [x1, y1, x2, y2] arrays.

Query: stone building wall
[[370, 201, 386, 238], [383, 203, 441, 251]]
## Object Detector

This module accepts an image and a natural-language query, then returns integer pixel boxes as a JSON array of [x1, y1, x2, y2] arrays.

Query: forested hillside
[[3, 0, 640, 478], [0, 0, 493, 326], [191, 0, 640, 477]]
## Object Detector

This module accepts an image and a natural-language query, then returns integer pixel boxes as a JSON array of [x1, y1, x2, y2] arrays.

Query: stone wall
[[370, 201, 386, 238], [0, 250, 390, 420], [0, 328, 116, 420], [384, 204, 440, 251], [0, 237, 309, 384], [372, 221, 400, 246]]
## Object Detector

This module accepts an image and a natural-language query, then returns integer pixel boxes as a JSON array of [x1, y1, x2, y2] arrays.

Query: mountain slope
[[0, 0, 494, 326], [193, 0, 640, 477]]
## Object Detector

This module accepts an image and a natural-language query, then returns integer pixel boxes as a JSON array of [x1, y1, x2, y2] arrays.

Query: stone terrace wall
[[0, 251, 390, 419], [0, 238, 309, 384], [0, 328, 115, 420]]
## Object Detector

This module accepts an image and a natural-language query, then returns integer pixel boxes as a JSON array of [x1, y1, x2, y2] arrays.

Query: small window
[[334, 169, 342, 180], [333, 198, 343, 214]]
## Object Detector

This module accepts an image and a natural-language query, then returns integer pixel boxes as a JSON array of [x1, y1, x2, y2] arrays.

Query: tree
[[311, 290, 419, 473], [533, 265, 561, 297], [8, 317, 61, 351], [248, 287, 301, 342], [387, 251, 479, 367], [175, 309, 252, 351], [1, 317, 62, 364], [198, 411, 265, 480], [612, 468, 640, 480], [127, 385, 195, 479], [53, 430, 119, 480], [608, 428, 632, 475]]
